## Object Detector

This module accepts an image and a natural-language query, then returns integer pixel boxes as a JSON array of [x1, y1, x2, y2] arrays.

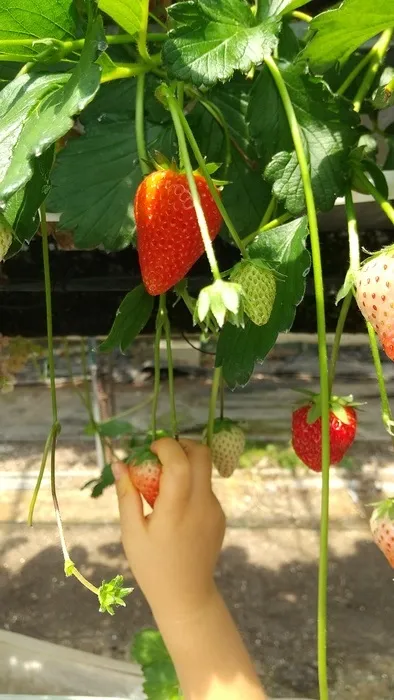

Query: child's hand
[[112, 438, 225, 624]]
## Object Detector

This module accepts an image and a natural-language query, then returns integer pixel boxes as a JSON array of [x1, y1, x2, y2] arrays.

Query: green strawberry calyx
[[211, 417, 242, 434], [126, 445, 162, 467], [370, 498, 394, 521], [195, 279, 244, 329], [294, 391, 362, 425], [149, 149, 226, 186]]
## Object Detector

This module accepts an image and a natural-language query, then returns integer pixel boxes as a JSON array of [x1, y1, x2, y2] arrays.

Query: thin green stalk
[[292, 10, 312, 22], [367, 322, 394, 441], [243, 212, 291, 247], [264, 54, 330, 700], [353, 30, 393, 112], [169, 95, 247, 257], [328, 292, 352, 395], [137, 0, 151, 63], [345, 190, 361, 272], [80, 338, 94, 420], [220, 373, 225, 421], [28, 427, 55, 526], [166, 90, 222, 281], [136, 73, 150, 175], [40, 205, 58, 422], [355, 170, 394, 225], [259, 196, 276, 229], [151, 303, 164, 440], [161, 295, 178, 438], [337, 52, 372, 96], [100, 62, 147, 83], [207, 367, 222, 447], [197, 98, 232, 177]]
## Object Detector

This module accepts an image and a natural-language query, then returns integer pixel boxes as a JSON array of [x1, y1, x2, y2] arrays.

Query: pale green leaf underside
[[303, 0, 394, 71], [257, 0, 310, 20], [98, 0, 146, 38], [163, 0, 279, 87]]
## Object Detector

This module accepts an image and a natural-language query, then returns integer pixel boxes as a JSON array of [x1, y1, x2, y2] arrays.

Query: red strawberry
[[370, 499, 394, 568], [127, 447, 162, 507], [292, 397, 357, 472], [355, 249, 394, 362], [134, 170, 222, 295]]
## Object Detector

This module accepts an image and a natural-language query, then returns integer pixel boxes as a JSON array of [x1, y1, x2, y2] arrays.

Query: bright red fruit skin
[[292, 404, 357, 472], [129, 459, 161, 507], [135, 170, 222, 295]]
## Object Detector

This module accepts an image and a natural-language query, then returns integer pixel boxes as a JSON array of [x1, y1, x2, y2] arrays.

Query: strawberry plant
[[1, 0, 394, 697]]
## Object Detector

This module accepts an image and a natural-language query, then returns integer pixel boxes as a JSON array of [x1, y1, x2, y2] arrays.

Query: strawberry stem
[[207, 367, 222, 448], [220, 373, 225, 421], [28, 425, 55, 526], [160, 294, 178, 438], [329, 189, 360, 393], [151, 300, 164, 441], [355, 170, 394, 226], [264, 54, 330, 700], [170, 95, 247, 257], [135, 73, 150, 176], [328, 292, 352, 396], [366, 322, 394, 443], [137, 0, 151, 64], [165, 89, 222, 282], [243, 212, 291, 247], [352, 29, 393, 112]]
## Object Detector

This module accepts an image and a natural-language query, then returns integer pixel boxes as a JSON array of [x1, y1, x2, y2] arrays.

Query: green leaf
[[0, 0, 77, 61], [98, 0, 146, 38], [100, 285, 154, 353], [163, 0, 280, 87], [189, 77, 272, 238], [249, 63, 359, 214], [48, 81, 174, 250], [82, 463, 115, 498], [5, 147, 54, 258], [132, 630, 182, 700], [0, 15, 103, 203], [216, 217, 310, 387], [302, 0, 394, 72], [99, 418, 134, 438]]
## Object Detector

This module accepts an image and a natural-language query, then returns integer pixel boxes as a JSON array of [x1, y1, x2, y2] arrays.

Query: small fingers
[[112, 461, 145, 545], [178, 438, 213, 494], [150, 437, 192, 510]]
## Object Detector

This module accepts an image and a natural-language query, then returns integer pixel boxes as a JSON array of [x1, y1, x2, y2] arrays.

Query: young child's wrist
[[152, 581, 221, 632]]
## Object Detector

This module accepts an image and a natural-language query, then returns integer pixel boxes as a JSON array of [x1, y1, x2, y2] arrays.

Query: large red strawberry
[[355, 249, 394, 362], [127, 447, 162, 507], [370, 499, 394, 568], [292, 396, 357, 472], [134, 170, 222, 295]]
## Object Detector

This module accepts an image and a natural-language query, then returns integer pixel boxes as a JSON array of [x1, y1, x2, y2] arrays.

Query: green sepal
[[98, 575, 133, 616], [371, 498, 394, 521], [126, 445, 162, 466], [336, 269, 355, 304], [303, 393, 362, 425]]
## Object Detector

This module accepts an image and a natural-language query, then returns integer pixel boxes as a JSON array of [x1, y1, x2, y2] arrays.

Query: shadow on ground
[[1, 530, 394, 699]]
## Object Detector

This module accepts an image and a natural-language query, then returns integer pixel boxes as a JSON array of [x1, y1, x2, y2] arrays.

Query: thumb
[[112, 461, 145, 542]]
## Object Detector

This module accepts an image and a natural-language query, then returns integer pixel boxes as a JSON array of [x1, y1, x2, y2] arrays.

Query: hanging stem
[[167, 90, 247, 257], [27, 427, 55, 526], [292, 10, 312, 22], [136, 73, 150, 176], [367, 323, 394, 441], [354, 170, 394, 226], [160, 295, 178, 438], [353, 30, 393, 112], [264, 54, 330, 700], [151, 303, 164, 441], [258, 196, 276, 229], [207, 367, 222, 448], [219, 373, 225, 421], [165, 90, 222, 281]]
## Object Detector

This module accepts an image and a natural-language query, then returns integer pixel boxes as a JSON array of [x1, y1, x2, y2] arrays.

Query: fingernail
[[112, 461, 125, 481]]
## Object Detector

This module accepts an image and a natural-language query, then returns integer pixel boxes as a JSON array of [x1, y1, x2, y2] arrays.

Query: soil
[[1, 345, 394, 699]]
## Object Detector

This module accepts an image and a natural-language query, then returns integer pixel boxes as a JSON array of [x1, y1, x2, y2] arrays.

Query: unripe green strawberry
[[203, 419, 245, 478], [370, 499, 394, 568], [230, 260, 276, 326], [0, 213, 13, 261]]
